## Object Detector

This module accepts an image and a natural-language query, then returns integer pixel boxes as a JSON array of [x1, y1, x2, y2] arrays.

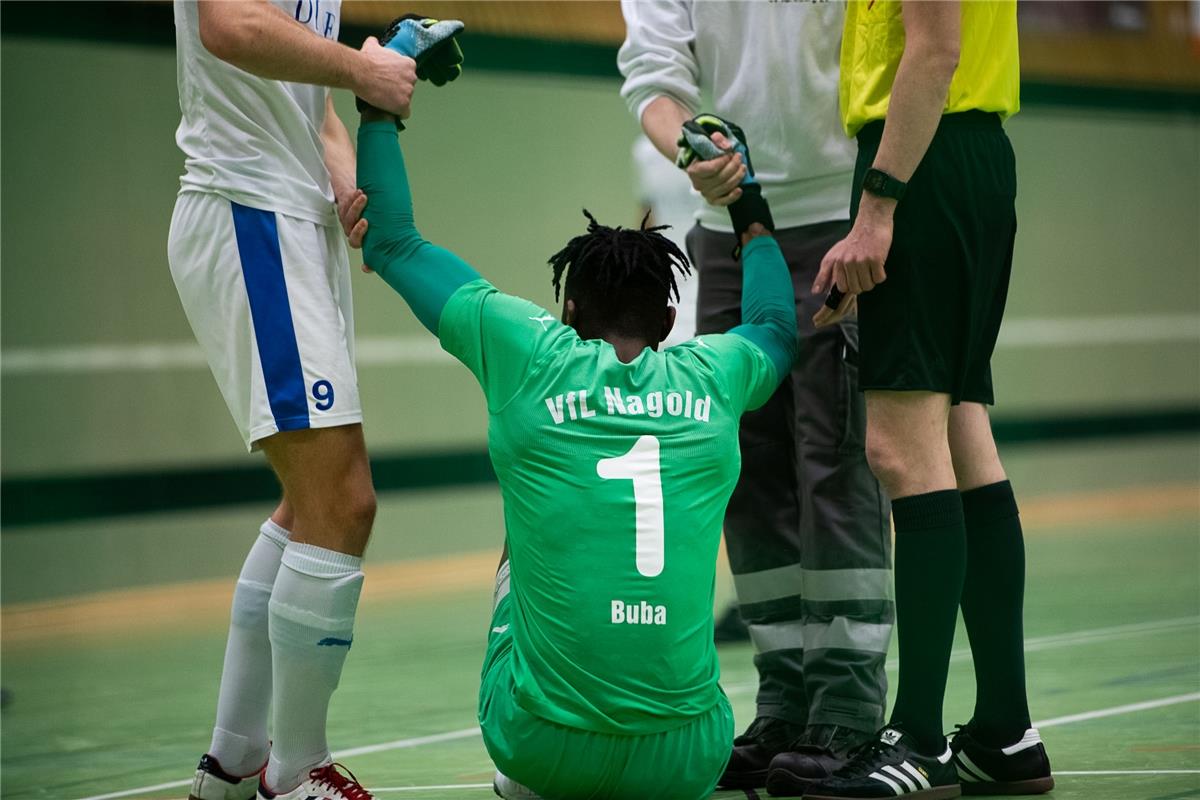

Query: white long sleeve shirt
[[618, 0, 856, 233]]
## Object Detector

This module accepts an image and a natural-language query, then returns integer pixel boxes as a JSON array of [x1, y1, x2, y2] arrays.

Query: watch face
[[864, 170, 886, 194]]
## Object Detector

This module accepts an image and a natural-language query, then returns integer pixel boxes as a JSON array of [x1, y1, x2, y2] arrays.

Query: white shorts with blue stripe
[[168, 190, 362, 450]]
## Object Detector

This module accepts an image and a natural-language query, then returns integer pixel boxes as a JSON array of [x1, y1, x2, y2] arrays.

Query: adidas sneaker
[[802, 726, 961, 799], [950, 724, 1054, 795]]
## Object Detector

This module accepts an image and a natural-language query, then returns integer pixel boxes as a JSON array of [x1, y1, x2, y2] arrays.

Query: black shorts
[[853, 110, 1017, 405]]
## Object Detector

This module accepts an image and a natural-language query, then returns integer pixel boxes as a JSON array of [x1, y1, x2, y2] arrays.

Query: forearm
[[640, 95, 692, 162], [321, 96, 356, 201], [860, 0, 960, 223], [356, 121, 480, 333], [729, 234, 797, 381], [198, 0, 360, 90]]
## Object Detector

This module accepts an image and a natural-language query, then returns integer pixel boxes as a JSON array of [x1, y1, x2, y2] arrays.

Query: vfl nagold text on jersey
[[544, 387, 714, 426]]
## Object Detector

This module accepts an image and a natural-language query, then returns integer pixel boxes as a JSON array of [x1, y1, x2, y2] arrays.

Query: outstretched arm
[[357, 116, 480, 333], [728, 229, 797, 383], [675, 115, 796, 382]]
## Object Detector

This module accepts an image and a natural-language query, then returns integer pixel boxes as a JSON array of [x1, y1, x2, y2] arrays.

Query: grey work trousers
[[689, 221, 893, 733]]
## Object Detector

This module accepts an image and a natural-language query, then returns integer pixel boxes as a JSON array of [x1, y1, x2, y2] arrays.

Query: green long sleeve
[[727, 236, 798, 382], [356, 121, 480, 334]]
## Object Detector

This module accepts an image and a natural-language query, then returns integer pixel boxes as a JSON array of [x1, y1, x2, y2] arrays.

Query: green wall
[[2, 38, 1197, 478]]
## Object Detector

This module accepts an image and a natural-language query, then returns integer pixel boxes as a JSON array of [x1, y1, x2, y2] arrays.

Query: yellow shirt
[[840, 0, 1020, 137]]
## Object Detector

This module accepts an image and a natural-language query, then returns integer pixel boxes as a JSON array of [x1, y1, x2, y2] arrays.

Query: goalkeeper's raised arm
[[676, 115, 798, 384], [357, 116, 478, 333], [355, 16, 473, 334]]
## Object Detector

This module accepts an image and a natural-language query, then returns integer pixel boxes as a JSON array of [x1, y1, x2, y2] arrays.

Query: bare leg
[[864, 390, 954, 499], [948, 402, 1006, 491], [260, 425, 375, 555]]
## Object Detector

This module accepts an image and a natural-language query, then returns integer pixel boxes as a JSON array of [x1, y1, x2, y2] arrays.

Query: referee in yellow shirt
[[797, 2, 1055, 798]]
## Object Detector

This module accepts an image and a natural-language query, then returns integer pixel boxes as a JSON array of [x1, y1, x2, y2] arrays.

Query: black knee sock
[[888, 490, 967, 754], [960, 480, 1031, 747]]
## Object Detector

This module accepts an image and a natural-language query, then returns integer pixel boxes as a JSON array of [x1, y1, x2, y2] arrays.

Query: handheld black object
[[825, 286, 846, 310]]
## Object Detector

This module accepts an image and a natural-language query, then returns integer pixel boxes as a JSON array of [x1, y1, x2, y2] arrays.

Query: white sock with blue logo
[[265, 542, 364, 792], [209, 518, 290, 777]]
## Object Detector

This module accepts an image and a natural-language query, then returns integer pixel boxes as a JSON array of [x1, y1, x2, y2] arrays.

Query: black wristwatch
[[862, 167, 907, 201]]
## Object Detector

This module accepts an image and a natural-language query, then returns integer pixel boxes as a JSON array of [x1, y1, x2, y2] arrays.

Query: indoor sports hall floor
[[2, 436, 1198, 800]]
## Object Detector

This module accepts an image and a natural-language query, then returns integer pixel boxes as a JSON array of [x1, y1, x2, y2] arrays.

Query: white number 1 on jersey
[[596, 435, 664, 578]]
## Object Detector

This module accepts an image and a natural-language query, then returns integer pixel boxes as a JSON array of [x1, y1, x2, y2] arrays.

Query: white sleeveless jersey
[[173, 0, 342, 225]]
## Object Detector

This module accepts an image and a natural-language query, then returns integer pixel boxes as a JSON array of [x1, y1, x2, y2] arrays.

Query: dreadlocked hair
[[547, 210, 692, 341]]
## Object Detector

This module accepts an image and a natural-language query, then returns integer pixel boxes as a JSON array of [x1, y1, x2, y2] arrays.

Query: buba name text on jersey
[[611, 600, 667, 626], [544, 387, 713, 426]]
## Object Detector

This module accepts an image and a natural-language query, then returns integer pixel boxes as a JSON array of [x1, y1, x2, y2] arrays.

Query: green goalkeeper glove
[[356, 15, 465, 119], [383, 14, 465, 86], [676, 114, 774, 258]]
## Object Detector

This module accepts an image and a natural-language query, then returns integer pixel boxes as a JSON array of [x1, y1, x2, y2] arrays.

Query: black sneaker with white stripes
[[950, 724, 1054, 795], [802, 726, 961, 799]]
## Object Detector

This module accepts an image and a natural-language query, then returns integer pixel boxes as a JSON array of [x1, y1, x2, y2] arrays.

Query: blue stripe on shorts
[[230, 202, 310, 433]]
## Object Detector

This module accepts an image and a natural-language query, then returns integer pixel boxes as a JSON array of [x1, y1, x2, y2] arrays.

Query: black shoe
[[719, 715, 807, 789], [803, 726, 961, 799], [950, 723, 1054, 795], [714, 603, 751, 644], [766, 725, 873, 797]]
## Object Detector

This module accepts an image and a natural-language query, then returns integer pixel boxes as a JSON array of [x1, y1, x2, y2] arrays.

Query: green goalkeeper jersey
[[440, 278, 779, 735]]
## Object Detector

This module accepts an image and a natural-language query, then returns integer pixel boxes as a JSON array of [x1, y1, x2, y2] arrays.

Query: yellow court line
[[1018, 483, 1198, 529], [3, 483, 1196, 647], [1, 550, 501, 647]]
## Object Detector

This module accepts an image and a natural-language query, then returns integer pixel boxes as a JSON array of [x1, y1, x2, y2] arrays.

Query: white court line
[[366, 772, 1200, 792], [70, 781, 193, 800], [6, 313, 1198, 375], [723, 615, 1200, 696], [1035, 692, 1200, 728], [70, 691, 1200, 800], [68, 617, 1200, 800], [1055, 770, 1200, 776], [335, 726, 481, 758], [371, 784, 492, 793], [67, 728, 485, 800]]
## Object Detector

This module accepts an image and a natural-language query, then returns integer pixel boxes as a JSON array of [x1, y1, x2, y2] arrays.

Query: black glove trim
[[728, 183, 775, 259]]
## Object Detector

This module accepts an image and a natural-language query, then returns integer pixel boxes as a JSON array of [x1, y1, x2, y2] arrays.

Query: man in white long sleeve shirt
[[619, 1, 894, 791]]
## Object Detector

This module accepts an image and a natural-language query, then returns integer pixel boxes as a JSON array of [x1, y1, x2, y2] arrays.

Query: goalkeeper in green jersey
[[357, 90, 796, 798]]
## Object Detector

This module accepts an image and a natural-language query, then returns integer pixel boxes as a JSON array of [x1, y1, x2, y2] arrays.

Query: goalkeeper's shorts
[[168, 191, 362, 449], [478, 594, 733, 800]]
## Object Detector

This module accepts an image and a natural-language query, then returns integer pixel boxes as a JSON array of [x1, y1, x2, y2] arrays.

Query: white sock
[[209, 519, 290, 777], [493, 560, 511, 611], [265, 542, 364, 792]]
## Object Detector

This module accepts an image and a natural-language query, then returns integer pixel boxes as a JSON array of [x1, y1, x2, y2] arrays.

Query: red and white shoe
[[258, 761, 373, 800], [188, 753, 264, 800]]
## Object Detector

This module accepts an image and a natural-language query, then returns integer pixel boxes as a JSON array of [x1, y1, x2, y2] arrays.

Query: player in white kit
[[168, 4, 460, 800]]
